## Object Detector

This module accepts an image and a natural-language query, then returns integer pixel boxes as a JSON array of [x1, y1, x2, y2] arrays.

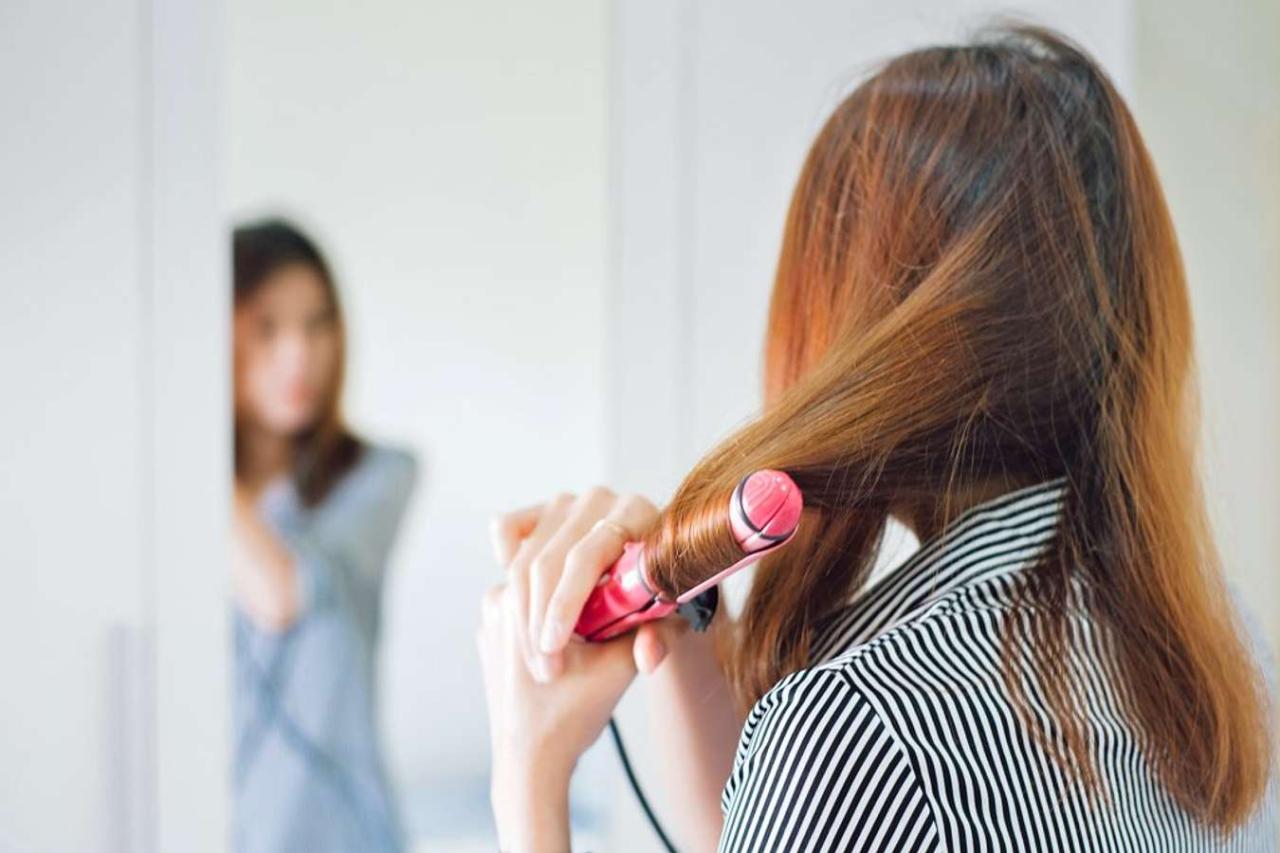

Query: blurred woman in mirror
[[231, 218, 416, 852]]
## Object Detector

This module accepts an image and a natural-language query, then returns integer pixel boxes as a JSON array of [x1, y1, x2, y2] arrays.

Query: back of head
[[644, 24, 1270, 830]]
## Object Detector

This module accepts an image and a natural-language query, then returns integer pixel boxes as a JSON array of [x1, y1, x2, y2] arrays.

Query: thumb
[[634, 618, 691, 675]]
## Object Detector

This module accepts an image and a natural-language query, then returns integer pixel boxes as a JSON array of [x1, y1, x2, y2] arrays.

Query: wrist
[[492, 758, 574, 853]]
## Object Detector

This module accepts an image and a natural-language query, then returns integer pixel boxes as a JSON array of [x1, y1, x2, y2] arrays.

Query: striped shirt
[[718, 479, 1278, 851]]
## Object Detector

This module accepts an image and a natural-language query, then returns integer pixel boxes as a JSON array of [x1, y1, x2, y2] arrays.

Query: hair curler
[[574, 470, 803, 642]]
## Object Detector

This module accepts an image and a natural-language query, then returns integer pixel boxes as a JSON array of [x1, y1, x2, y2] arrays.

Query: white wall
[[227, 0, 610, 844], [1132, 0, 1280, 656], [0, 5, 147, 848], [0, 1, 227, 851]]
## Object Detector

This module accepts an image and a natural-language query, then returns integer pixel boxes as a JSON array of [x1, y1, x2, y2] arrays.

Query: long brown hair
[[233, 218, 362, 507], [642, 24, 1270, 829]]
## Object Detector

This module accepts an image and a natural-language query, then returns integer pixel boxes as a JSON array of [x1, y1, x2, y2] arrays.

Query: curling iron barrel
[[573, 469, 803, 642]]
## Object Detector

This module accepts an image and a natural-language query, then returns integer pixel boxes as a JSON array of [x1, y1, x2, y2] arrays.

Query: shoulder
[[719, 600, 986, 848], [314, 441, 419, 527], [731, 667, 857, 768], [357, 442, 419, 485], [739, 609, 969, 762], [732, 592, 992, 774], [812, 581, 1022, 722], [342, 442, 419, 502], [721, 664, 940, 851], [814, 567, 1022, 677]]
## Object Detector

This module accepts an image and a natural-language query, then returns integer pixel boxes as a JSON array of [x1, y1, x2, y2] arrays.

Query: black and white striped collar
[[811, 477, 1069, 663]]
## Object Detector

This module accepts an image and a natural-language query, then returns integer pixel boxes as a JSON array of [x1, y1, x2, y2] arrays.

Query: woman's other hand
[[231, 483, 300, 632]]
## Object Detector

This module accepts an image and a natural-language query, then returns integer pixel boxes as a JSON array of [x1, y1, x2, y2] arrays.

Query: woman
[[478, 25, 1277, 852], [232, 219, 416, 852]]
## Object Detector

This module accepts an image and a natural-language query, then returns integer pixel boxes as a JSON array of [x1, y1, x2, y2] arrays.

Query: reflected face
[[234, 263, 340, 436]]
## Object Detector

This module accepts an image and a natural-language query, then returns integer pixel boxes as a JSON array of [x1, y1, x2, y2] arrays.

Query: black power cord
[[604, 587, 719, 851], [608, 716, 678, 853]]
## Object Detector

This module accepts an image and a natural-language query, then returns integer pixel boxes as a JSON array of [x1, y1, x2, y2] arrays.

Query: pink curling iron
[[574, 470, 803, 642]]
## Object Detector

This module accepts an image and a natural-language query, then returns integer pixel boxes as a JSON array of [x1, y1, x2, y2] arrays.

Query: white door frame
[[144, 0, 229, 848]]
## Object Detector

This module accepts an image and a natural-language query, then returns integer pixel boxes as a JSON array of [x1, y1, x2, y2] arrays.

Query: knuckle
[[493, 512, 519, 537], [564, 540, 590, 567], [529, 554, 553, 584], [481, 583, 503, 616], [616, 495, 655, 528], [507, 548, 533, 581], [545, 599, 569, 628], [619, 493, 654, 514], [584, 484, 615, 504], [500, 582, 521, 615]]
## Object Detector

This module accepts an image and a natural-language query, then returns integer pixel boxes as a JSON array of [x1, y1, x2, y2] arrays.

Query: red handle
[[572, 542, 675, 641]]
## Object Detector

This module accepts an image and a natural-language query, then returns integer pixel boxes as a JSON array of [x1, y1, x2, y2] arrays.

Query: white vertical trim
[[606, 0, 698, 501], [606, 3, 699, 849], [673, 0, 699, 476], [134, 0, 158, 846], [107, 624, 152, 852], [144, 0, 229, 848]]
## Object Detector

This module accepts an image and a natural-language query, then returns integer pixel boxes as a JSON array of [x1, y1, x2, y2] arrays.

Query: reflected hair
[[642, 24, 1270, 830], [232, 218, 361, 507]]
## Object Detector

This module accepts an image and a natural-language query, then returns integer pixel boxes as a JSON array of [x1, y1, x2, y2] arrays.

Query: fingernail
[[539, 617, 566, 654]]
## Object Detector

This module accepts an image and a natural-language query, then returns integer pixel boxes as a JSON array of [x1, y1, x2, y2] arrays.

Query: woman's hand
[[230, 482, 300, 632], [478, 579, 682, 851], [480, 487, 686, 850], [488, 487, 672, 683]]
